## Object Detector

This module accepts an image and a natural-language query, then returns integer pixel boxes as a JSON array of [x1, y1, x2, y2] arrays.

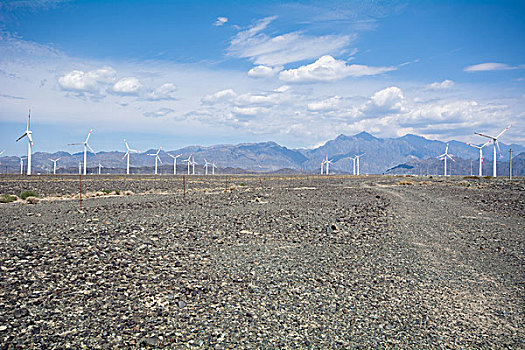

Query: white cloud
[[112, 77, 142, 95], [279, 55, 396, 83], [464, 62, 518, 72], [201, 89, 237, 104], [274, 85, 291, 93], [248, 65, 282, 78], [228, 16, 354, 66], [232, 106, 268, 116], [214, 17, 228, 26], [361, 86, 406, 115], [147, 83, 177, 100], [58, 67, 116, 95], [143, 108, 174, 118], [425, 79, 454, 90], [307, 96, 341, 111]]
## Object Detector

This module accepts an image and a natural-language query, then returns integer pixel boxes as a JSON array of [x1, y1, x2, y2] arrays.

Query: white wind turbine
[[15, 110, 34, 175], [349, 156, 356, 175], [466, 140, 492, 177], [168, 153, 182, 175], [191, 155, 198, 175], [203, 159, 211, 175], [0, 150, 5, 173], [211, 162, 217, 175], [49, 157, 61, 175], [354, 153, 365, 175], [183, 155, 192, 175], [324, 155, 333, 175], [436, 144, 454, 176], [474, 124, 512, 177], [320, 159, 326, 175], [98, 162, 103, 175], [147, 147, 163, 175], [122, 139, 140, 175], [69, 129, 95, 175], [19, 156, 27, 174]]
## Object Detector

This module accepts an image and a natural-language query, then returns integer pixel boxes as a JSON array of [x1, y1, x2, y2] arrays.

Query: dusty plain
[[0, 174, 524, 348]]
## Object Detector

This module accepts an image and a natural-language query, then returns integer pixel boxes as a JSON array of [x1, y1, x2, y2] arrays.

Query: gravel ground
[[0, 175, 523, 348]]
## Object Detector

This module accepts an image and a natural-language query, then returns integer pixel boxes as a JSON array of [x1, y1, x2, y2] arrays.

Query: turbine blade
[[474, 132, 494, 140], [85, 128, 93, 143], [27, 133, 34, 146], [87, 144, 96, 154], [495, 140, 502, 157], [124, 139, 130, 150], [495, 124, 512, 139], [68, 142, 83, 145], [122, 151, 129, 160], [16, 132, 27, 142], [157, 156, 163, 164]]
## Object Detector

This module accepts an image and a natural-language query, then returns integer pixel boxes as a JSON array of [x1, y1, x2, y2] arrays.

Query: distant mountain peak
[[353, 131, 377, 140]]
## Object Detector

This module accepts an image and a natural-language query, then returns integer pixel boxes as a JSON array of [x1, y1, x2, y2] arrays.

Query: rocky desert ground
[[0, 174, 523, 349]]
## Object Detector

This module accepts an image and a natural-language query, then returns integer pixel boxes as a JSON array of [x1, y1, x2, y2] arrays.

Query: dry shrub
[[397, 180, 414, 186]]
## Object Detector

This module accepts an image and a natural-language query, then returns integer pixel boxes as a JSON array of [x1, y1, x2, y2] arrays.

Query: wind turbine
[[168, 153, 182, 175], [183, 155, 192, 175], [49, 157, 61, 175], [15, 110, 34, 175], [349, 156, 356, 175], [354, 153, 365, 175], [474, 124, 512, 177], [122, 139, 140, 175], [211, 162, 217, 175], [19, 156, 27, 174], [203, 159, 211, 175], [0, 150, 5, 174], [69, 129, 95, 175], [191, 155, 198, 175], [98, 162, 103, 175], [320, 159, 325, 175], [147, 147, 162, 175], [78, 162, 82, 174], [324, 155, 333, 175], [466, 140, 492, 177], [436, 144, 454, 176]]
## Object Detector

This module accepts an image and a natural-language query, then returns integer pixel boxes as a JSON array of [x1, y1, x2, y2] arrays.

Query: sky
[[0, 0, 524, 155]]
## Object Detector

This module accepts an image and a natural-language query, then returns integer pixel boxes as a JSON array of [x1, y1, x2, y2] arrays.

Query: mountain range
[[1, 132, 523, 175]]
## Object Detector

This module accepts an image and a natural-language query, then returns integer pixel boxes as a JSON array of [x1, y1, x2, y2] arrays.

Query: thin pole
[[509, 148, 512, 180], [79, 174, 82, 210], [470, 158, 473, 176]]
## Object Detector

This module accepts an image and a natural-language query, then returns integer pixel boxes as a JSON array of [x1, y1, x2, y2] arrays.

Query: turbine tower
[[19, 156, 27, 175], [69, 129, 95, 175], [466, 140, 491, 177], [474, 124, 512, 177], [147, 147, 162, 175], [211, 162, 217, 175], [348, 156, 356, 175], [168, 153, 182, 175], [436, 144, 454, 176], [122, 139, 140, 175], [320, 159, 325, 175], [49, 157, 61, 175], [354, 153, 365, 175], [15, 110, 34, 175]]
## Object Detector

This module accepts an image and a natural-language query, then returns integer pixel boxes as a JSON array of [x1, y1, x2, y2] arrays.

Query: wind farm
[[0, 1, 524, 349]]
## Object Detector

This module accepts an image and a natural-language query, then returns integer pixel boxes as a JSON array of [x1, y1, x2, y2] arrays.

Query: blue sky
[[0, 0, 524, 155]]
